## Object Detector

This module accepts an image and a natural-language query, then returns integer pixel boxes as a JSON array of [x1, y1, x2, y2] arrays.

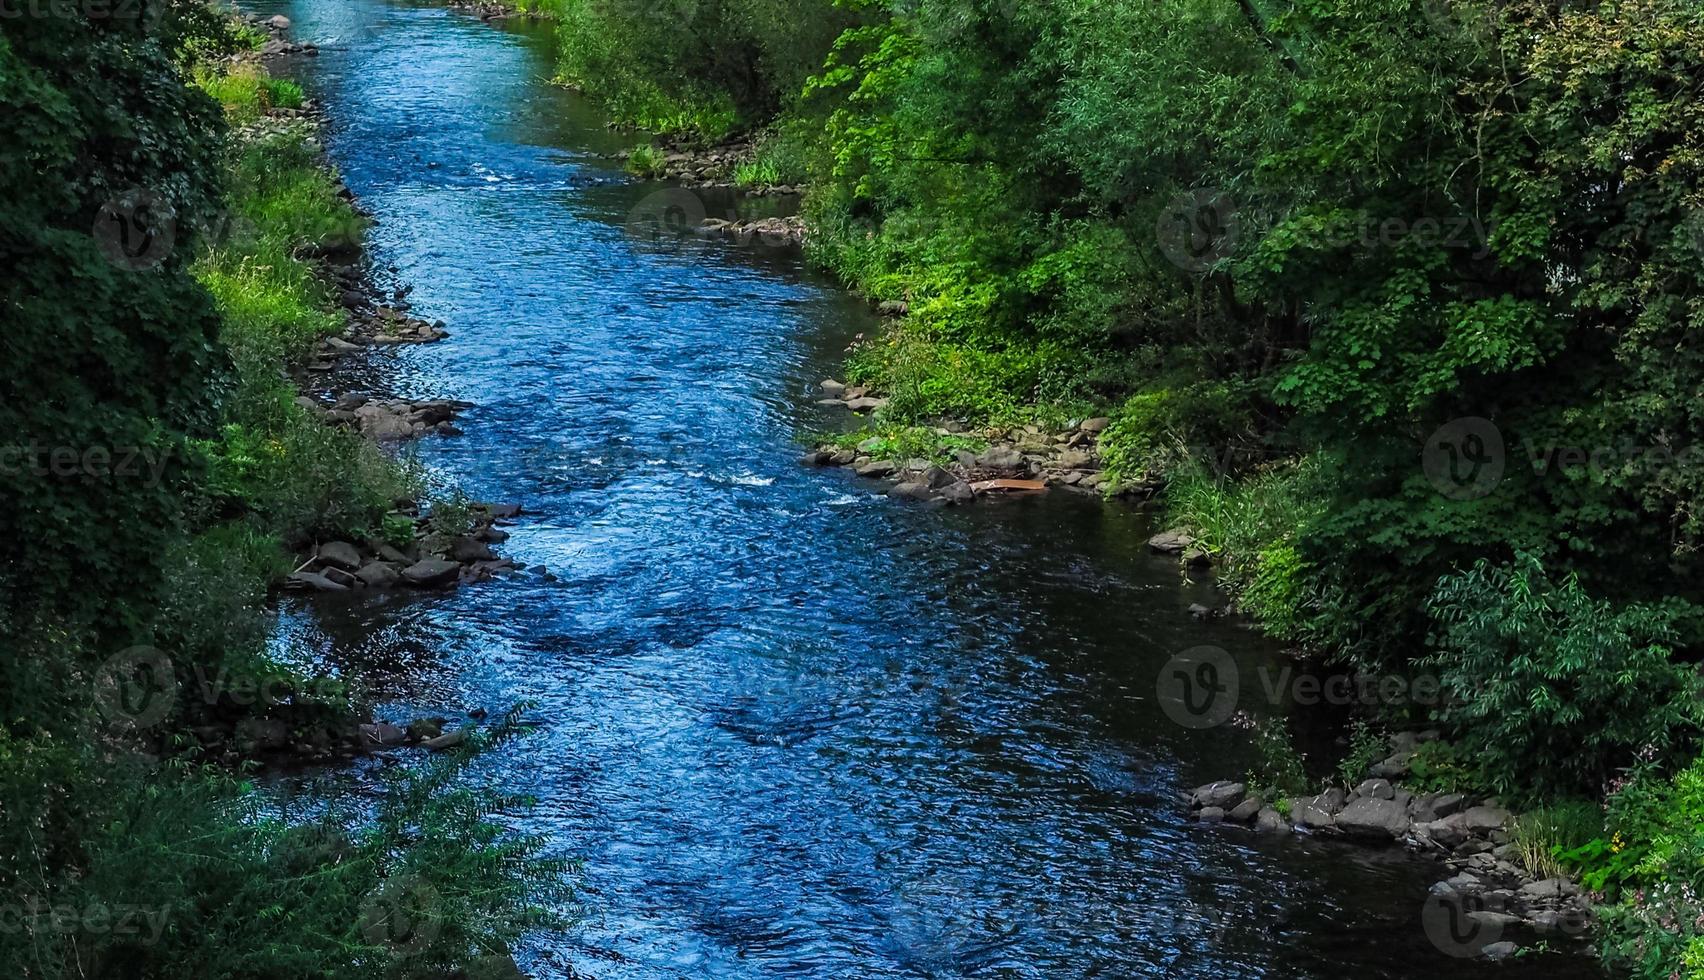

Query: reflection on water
[[249, 1, 1602, 976]]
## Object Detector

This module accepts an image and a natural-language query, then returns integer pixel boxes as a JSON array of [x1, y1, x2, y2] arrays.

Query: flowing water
[[250, 2, 1603, 976]]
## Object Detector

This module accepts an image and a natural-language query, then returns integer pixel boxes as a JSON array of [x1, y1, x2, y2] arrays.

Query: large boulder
[[449, 536, 497, 563], [1286, 792, 1342, 831], [355, 562, 400, 588], [975, 445, 1024, 470], [317, 540, 363, 571], [1461, 805, 1510, 834], [402, 558, 461, 588], [1335, 796, 1411, 840], [1191, 780, 1246, 809], [1147, 529, 1196, 554], [287, 571, 348, 592]]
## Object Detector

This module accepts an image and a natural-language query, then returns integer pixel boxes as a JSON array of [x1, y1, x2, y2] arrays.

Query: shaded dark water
[[250, 2, 1602, 976]]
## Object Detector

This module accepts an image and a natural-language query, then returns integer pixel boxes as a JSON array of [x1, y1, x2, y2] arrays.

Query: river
[[249, 2, 1603, 976]]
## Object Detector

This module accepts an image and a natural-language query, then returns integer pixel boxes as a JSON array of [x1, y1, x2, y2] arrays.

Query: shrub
[[1423, 554, 1704, 800]]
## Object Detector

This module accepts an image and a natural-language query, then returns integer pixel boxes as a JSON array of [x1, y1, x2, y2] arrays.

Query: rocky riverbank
[[802, 385, 1123, 505], [1188, 731, 1597, 961]]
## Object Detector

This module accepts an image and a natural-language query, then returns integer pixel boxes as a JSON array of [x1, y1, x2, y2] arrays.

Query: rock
[[377, 543, 414, 564], [1469, 910, 1523, 931], [1147, 529, 1196, 554], [317, 540, 363, 571], [918, 465, 955, 489], [1080, 417, 1112, 433], [421, 728, 468, 751], [354, 562, 400, 588], [407, 717, 444, 740], [1431, 793, 1467, 818], [287, 571, 348, 592], [1519, 878, 1575, 900], [450, 536, 497, 563], [938, 481, 976, 504], [1255, 807, 1291, 833], [1056, 449, 1096, 470], [888, 482, 935, 501], [1317, 787, 1347, 811], [1354, 778, 1395, 800], [1287, 796, 1338, 831], [1228, 795, 1263, 822], [1528, 909, 1587, 936], [975, 445, 1025, 470], [486, 502, 523, 519], [1198, 806, 1226, 823], [845, 396, 889, 412], [1370, 751, 1414, 779], [358, 722, 408, 748], [1182, 547, 1212, 567], [401, 558, 462, 588], [1335, 796, 1410, 839], [877, 299, 908, 316], [266, 13, 290, 30], [1480, 941, 1519, 961], [820, 379, 847, 398], [1461, 805, 1510, 834], [1192, 780, 1246, 809], [854, 459, 897, 478]]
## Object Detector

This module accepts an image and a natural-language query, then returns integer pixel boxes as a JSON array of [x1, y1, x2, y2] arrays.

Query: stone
[[1369, 751, 1413, 779], [1461, 805, 1510, 834], [1192, 780, 1246, 809], [1228, 795, 1263, 822], [402, 558, 461, 588], [377, 543, 414, 564], [1147, 529, 1196, 553], [407, 717, 444, 740], [486, 502, 523, 519], [358, 722, 408, 748], [287, 571, 348, 592], [919, 465, 955, 489], [450, 536, 497, 563], [1469, 910, 1523, 931], [1287, 797, 1337, 831], [1187, 603, 1214, 620], [1354, 778, 1395, 800], [845, 396, 889, 412], [1255, 807, 1291, 833], [1480, 941, 1519, 961], [266, 14, 290, 30], [1182, 547, 1212, 567], [888, 482, 935, 501], [975, 445, 1025, 470], [854, 459, 897, 478], [1056, 449, 1096, 470], [820, 379, 847, 398], [421, 728, 468, 751], [1413, 792, 1467, 822], [1519, 878, 1573, 900], [1316, 787, 1347, 811], [938, 481, 976, 504], [1527, 909, 1587, 936], [1080, 417, 1112, 433], [317, 540, 363, 571], [1335, 796, 1410, 839], [1197, 806, 1225, 823], [354, 562, 400, 588]]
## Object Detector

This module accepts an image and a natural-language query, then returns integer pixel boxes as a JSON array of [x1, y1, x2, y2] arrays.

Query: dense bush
[[1424, 555, 1703, 799]]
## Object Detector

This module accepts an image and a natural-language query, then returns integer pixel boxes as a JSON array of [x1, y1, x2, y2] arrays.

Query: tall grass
[[1511, 802, 1605, 880]]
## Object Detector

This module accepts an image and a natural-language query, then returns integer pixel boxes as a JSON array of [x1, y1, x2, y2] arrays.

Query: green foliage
[[1558, 756, 1704, 977], [1509, 801, 1604, 881], [624, 142, 666, 177], [823, 423, 984, 466], [1423, 554, 1704, 800], [1401, 740, 1482, 796], [1243, 717, 1310, 801], [1336, 721, 1386, 788]]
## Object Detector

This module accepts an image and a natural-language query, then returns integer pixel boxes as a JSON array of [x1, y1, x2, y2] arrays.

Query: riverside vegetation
[[0, 5, 569, 976], [506, 0, 1704, 973]]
